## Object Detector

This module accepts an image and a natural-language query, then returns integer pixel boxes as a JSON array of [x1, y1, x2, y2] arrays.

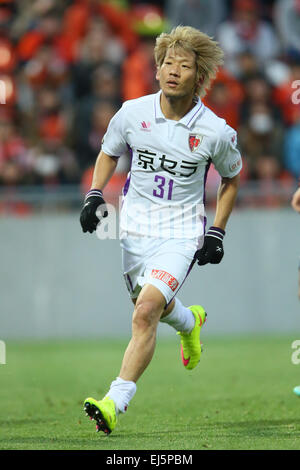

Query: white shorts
[[121, 237, 201, 305]]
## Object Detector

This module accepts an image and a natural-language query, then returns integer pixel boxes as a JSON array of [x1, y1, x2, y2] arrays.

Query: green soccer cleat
[[177, 305, 207, 370], [84, 396, 117, 435]]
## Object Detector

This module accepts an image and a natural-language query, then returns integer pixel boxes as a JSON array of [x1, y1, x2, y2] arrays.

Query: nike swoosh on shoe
[[181, 345, 190, 366]]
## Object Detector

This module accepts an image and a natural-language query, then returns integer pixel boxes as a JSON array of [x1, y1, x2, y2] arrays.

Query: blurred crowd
[[0, 0, 299, 203]]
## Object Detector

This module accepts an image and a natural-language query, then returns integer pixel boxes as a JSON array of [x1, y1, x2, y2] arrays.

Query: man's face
[[156, 47, 199, 100]]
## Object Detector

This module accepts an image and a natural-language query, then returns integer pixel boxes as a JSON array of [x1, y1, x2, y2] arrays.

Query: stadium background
[[0, 0, 299, 338]]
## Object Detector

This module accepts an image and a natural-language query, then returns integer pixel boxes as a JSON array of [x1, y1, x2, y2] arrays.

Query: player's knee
[[133, 300, 161, 331]]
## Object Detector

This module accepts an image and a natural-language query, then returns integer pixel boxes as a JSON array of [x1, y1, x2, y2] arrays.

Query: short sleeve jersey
[[102, 90, 242, 239]]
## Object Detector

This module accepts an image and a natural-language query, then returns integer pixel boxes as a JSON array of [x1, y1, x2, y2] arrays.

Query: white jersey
[[102, 90, 242, 240]]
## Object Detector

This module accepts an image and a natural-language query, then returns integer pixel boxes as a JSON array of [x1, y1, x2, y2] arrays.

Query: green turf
[[0, 335, 300, 450]]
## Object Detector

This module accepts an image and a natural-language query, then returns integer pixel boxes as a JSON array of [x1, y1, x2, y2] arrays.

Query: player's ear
[[197, 74, 204, 87], [155, 66, 160, 81], [195, 74, 204, 94]]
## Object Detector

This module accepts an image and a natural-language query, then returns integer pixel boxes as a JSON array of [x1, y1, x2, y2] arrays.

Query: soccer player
[[80, 26, 242, 434]]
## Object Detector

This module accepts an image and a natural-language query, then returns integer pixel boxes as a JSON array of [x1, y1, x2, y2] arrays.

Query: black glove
[[80, 189, 108, 233], [195, 226, 225, 266]]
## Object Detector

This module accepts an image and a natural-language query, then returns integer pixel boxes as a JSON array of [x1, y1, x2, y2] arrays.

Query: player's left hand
[[195, 226, 225, 265]]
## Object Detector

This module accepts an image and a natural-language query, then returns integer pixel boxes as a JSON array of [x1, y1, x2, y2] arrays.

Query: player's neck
[[160, 93, 197, 121]]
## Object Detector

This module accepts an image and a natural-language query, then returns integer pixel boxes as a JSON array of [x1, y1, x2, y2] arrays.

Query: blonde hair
[[154, 26, 224, 98]]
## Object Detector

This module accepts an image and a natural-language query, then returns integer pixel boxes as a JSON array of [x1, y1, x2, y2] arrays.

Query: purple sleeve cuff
[[206, 226, 225, 240], [85, 189, 103, 201]]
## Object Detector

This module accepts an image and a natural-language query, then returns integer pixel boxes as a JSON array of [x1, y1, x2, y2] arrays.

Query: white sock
[[105, 377, 137, 414], [160, 298, 195, 333]]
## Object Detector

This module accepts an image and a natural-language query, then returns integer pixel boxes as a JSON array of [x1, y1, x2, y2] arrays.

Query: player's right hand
[[80, 189, 108, 233]]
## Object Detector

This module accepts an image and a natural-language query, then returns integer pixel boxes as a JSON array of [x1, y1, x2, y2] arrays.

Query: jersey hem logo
[[189, 134, 203, 152]]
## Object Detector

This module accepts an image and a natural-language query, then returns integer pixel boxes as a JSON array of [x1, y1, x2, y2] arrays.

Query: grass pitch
[[0, 335, 300, 450]]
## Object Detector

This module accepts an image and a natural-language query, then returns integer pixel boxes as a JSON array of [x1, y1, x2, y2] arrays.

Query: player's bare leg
[[84, 284, 205, 434], [118, 284, 168, 383], [83, 289, 184, 433]]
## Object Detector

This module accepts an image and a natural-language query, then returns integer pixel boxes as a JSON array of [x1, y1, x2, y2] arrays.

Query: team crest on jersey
[[189, 134, 202, 152]]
